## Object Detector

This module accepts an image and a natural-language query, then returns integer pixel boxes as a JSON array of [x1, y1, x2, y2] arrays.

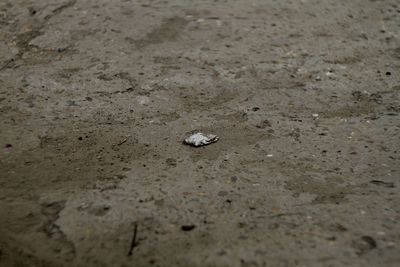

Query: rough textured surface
[[0, 0, 399, 266]]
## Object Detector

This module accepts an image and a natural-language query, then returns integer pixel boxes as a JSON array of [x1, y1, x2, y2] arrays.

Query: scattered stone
[[184, 133, 219, 147], [370, 180, 395, 188], [256, 119, 271, 129], [57, 47, 66, 53], [166, 158, 177, 167], [5, 144, 12, 148], [181, 225, 196, 231], [353, 236, 377, 255], [66, 100, 78, 106], [326, 70, 334, 76], [28, 7, 37, 16]]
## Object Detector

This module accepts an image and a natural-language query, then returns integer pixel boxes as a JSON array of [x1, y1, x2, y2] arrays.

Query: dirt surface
[[0, 0, 399, 266]]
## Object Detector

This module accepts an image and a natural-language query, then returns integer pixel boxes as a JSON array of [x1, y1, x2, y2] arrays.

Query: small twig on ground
[[117, 138, 128, 146], [127, 223, 138, 256], [113, 137, 128, 148]]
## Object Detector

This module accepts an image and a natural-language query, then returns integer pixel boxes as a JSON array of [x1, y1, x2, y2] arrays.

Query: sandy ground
[[0, 0, 399, 266]]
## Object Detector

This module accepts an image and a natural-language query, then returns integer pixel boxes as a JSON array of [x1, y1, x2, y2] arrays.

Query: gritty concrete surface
[[0, 0, 399, 266]]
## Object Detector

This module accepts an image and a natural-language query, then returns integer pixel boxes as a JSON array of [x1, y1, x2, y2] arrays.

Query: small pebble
[[181, 225, 196, 231], [66, 100, 77, 106]]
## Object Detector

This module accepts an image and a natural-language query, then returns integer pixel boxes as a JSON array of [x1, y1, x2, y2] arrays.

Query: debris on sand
[[352, 235, 377, 255], [369, 180, 395, 188], [183, 133, 219, 147], [181, 224, 196, 231], [127, 222, 138, 256]]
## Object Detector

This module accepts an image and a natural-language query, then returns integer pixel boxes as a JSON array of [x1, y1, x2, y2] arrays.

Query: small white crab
[[184, 133, 219, 147]]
